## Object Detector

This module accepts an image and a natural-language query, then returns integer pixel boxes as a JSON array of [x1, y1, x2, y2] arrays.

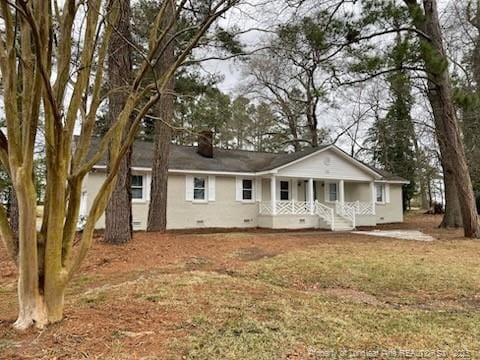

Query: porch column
[[339, 179, 345, 205], [271, 175, 277, 215], [308, 178, 314, 215], [370, 181, 376, 215]]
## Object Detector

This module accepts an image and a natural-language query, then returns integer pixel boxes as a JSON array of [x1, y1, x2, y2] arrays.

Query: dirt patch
[[184, 256, 212, 271], [235, 247, 279, 261]]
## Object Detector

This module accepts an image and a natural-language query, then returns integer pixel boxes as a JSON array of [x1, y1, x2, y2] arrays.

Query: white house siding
[[85, 171, 151, 230], [345, 182, 371, 202], [258, 215, 320, 229], [85, 172, 259, 230], [316, 181, 325, 202], [356, 215, 377, 226], [261, 178, 270, 200], [166, 175, 258, 229], [276, 149, 374, 181], [376, 184, 403, 224]]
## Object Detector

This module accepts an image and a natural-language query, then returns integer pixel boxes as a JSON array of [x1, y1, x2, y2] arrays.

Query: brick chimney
[[197, 130, 214, 158]]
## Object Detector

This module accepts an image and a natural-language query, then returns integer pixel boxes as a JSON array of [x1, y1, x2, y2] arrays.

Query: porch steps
[[331, 214, 355, 232]]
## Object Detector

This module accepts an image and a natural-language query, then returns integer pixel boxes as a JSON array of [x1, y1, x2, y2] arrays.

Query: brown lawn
[[0, 213, 479, 359]]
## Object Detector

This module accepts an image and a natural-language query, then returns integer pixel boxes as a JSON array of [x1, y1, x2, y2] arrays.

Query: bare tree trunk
[[8, 188, 19, 254], [105, 0, 133, 244], [420, 183, 430, 210], [147, 109, 172, 232], [439, 162, 462, 227], [307, 113, 318, 147], [411, 133, 429, 210], [147, 0, 176, 232], [405, 0, 479, 237], [305, 75, 319, 148], [13, 176, 47, 330], [10, 189, 19, 235], [427, 175, 433, 207]]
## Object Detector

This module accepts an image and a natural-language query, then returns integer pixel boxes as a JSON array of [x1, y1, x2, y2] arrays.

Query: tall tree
[[370, 33, 416, 210], [244, 7, 344, 151], [134, 0, 244, 231], [246, 102, 281, 152], [147, 0, 176, 232], [246, 57, 316, 151], [229, 96, 253, 149], [454, 1, 480, 194], [178, 86, 232, 146], [335, 0, 466, 228], [104, 0, 134, 244], [403, 0, 479, 237]]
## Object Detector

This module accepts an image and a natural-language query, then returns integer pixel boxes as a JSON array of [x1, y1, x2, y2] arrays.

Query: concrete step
[[334, 217, 353, 223], [334, 220, 353, 226], [319, 213, 355, 231], [332, 215, 354, 231], [334, 217, 351, 222]]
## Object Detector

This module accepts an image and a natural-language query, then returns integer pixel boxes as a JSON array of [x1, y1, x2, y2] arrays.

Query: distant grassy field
[[1, 214, 479, 359]]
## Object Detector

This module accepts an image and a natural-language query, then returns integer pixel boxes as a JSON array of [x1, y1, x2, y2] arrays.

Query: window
[[280, 181, 289, 200], [194, 177, 206, 200], [242, 179, 253, 200], [376, 184, 385, 203], [327, 182, 338, 202], [131, 175, 144, 200]]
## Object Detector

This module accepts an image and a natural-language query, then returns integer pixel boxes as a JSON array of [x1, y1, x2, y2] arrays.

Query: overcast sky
[[208, 0, 450, 93]]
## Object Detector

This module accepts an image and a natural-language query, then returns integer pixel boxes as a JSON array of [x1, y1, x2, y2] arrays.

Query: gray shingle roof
[[93, 138, 327, 173], [368, 167, 408, 182], [91, 138, 406, 181]]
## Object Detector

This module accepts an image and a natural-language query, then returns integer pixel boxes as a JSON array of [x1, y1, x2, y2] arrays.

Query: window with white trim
[[131, 175, 144, 200], [242, 179, 253, 201], [194, 177, 206, 200], [280, 181, 289, 200], [376, 183, 385, 203], [327, 182, 338, 202]]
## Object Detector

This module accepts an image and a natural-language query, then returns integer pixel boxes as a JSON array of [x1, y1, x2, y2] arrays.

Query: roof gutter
[[375, 179, 410, 185]]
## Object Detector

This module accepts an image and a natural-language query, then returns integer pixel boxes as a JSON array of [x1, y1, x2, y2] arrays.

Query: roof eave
[[375, 179, 410, 184]]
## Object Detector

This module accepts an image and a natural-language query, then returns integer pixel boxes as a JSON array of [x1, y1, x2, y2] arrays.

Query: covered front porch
[[257, 176, 378, 231]]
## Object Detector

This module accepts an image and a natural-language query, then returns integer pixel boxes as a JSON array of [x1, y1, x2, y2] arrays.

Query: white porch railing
[[259, 200, 374, 231], [259, 202, 274, 215], [259, 200, 335, 228], [259, 201, 374, 216], [335, 202, 356, 228], [259, 200, 311, 215], [344, 201, 375, 216], [314, 201, 335, 230]]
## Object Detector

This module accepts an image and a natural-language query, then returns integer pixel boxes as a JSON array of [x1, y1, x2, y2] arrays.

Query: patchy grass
[[1, 214, 480, 359], [172, 273, 480, 359], [244, 240, 480, 305]]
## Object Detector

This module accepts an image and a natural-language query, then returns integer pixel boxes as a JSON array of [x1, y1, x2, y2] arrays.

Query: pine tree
[[366, 34, 416, 210], [104, 0, 134, 244]]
